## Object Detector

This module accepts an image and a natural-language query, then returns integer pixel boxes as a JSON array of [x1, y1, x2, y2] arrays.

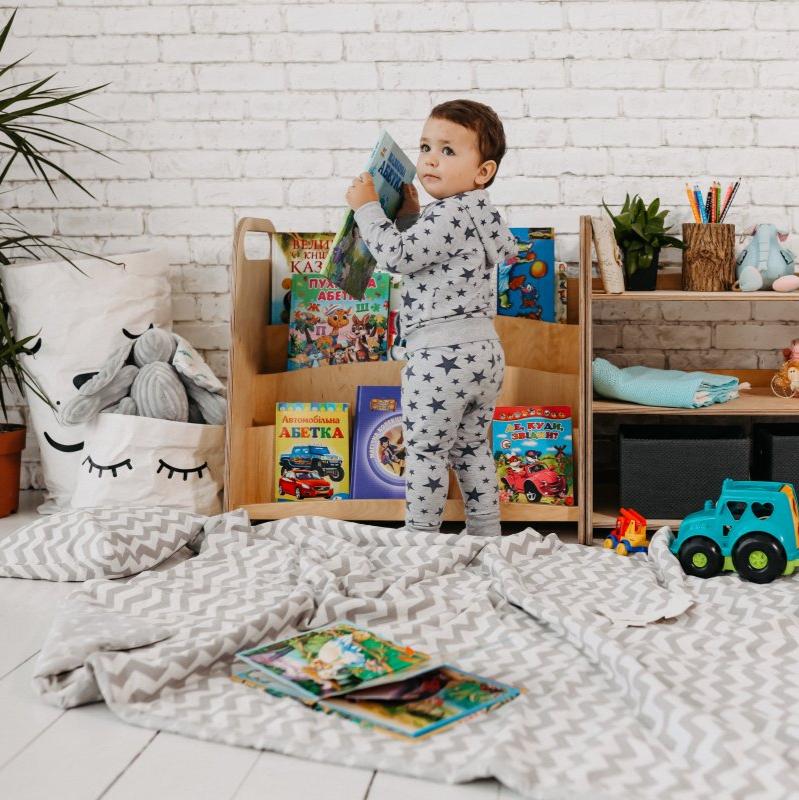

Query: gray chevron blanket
[[25, 512, 799, 799]]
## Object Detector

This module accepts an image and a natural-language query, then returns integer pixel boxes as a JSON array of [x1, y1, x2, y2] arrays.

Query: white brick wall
[[3, 1, 799, 487]]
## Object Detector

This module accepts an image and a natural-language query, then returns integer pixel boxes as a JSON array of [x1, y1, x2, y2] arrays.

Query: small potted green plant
[[0, 9, 111, 515], [602, 194, 684, 291]]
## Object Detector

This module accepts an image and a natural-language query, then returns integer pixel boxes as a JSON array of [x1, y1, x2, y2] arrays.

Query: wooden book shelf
[[579, 215, 799, 542], [225, 218, 586, 539]]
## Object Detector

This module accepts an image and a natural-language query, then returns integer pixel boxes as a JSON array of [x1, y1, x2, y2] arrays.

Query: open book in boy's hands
[[322, 131, 415, 300]]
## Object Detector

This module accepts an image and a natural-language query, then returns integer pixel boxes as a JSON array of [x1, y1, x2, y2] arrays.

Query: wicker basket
[[591, 215, 625, 294]]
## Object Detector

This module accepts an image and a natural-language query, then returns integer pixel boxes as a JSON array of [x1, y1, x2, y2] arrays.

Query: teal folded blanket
[[592, 358, 741, 408]]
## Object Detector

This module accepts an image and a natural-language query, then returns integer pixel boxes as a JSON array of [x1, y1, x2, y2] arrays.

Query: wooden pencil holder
[[681, 223, 736, 292]]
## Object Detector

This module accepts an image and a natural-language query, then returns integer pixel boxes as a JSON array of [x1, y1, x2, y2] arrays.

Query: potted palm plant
[[602, 194, 684, 291], [0, 9, 111, 515]]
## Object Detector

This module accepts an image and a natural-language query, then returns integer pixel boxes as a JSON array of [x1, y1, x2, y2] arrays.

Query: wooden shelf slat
[[244, 499, 580, 523], [593, 386, 799, 416], [593, 289, 799, 302]]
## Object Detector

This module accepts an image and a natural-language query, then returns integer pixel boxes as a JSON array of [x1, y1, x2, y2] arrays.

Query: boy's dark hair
[[429, 99, 506, 187]]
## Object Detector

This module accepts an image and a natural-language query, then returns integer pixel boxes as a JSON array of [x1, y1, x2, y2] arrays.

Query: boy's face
[[417, 116, 497, 200]]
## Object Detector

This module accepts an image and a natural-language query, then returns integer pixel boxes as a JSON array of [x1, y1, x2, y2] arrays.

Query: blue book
[[350, 385, 405, 499], [497, 228, 557, 322], [323, 130, 416, 300]]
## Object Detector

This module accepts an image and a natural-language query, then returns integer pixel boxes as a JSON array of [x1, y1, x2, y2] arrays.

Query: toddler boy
[[345, 100, 516, 537]]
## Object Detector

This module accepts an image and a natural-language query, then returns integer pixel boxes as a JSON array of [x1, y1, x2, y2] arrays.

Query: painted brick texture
[[3, 1, 798, 487]]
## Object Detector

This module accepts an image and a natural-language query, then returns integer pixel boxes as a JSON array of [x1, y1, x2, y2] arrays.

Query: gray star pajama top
[[354, 188, 517, 535]]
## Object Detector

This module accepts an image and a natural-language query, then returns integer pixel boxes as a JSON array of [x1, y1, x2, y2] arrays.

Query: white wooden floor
[[0, 493, 524, 800]]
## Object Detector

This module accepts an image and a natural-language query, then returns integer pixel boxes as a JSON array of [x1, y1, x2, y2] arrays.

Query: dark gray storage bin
[[753, 424, 799, 487], [619, 425, 749, 519]]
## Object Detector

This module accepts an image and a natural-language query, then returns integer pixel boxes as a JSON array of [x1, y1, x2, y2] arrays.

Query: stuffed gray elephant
[[60, 328, 226, 426]]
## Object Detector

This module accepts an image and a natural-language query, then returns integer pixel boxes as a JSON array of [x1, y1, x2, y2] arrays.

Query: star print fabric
[[353, 188, 516, 353], [402, 339, 504, 536]]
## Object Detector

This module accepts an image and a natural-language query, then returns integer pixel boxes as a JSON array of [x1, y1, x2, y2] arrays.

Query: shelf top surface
[[592, 290, 799, 301], [593, 387, 799, 416]]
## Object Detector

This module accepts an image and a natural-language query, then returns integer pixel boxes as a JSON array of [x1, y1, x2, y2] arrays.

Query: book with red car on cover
[[274, 402, 350, 501], [492, 406, 574, 505]]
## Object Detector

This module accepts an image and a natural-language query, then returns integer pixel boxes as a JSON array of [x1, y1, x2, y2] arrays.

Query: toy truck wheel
[[330, 467, 344, 482], [615, 541, 629, 556], [678, 537, 724, 579], [732, 533, 786, 584], [603, 536, 615, 550], [523, 482, 540, 502]]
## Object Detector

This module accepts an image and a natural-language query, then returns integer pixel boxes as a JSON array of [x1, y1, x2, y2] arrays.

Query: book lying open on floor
[[231, 623, 519, 739]]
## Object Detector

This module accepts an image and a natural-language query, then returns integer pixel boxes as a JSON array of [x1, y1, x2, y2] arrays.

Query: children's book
[[270, 232, 335, 325], [350, 385, 405, 499], [231, 623, 519, 739], [236, 623, 432, 699], [274, 402, 350, 501], [492, 406, 574, 505], [322, 130, 416, 300], [497, 228, 562, 323], [287, 273, 390, 371]]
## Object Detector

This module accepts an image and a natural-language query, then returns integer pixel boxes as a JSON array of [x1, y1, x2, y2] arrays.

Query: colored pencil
[[695, 186, 706, 223], [686, 183, 701, 223], [719, 178, 740, 223], [719, 182, 733, 221]]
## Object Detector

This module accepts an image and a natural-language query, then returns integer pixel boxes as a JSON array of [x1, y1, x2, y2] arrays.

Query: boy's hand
[[346, 172, 379, 210], [398, 182, 420, 217]]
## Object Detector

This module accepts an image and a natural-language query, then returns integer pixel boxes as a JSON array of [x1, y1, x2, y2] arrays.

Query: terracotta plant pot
[[0, 424, 25, 517]]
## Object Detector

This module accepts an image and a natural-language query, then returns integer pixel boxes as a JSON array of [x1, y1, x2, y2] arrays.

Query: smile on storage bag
[[70, 413, 225, 516]]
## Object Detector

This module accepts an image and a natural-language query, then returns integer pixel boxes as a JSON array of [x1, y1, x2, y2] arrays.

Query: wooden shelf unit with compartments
[[225, 218, 588, 540], [579, 215, 799, 544]]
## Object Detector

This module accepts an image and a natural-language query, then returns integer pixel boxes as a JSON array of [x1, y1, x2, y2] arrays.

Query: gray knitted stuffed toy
[[60, 328, 226, 426]]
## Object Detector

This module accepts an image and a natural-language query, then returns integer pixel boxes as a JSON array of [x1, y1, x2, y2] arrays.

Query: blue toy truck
[[279, 445, 344, 482], [670, 479, 799, 584]]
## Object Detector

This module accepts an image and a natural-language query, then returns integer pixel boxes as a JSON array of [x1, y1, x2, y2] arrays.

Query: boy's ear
[[475, 160, 497, 187]]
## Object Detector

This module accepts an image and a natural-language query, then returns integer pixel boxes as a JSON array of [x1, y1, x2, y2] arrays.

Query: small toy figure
[[771, 339, 799, 398], [604, 508, 649, 556]]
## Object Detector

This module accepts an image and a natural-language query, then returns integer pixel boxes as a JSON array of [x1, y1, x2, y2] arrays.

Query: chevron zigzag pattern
[[17, 512, 799, 798], [0, 506, 204, 581]]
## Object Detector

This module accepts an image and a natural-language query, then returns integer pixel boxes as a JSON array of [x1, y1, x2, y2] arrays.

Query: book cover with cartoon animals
[[492, 406, 574, 505], [274, 402, 350, 501], [287, 272, 390, 371], [322, 129, 415, 300], [270, 232, 335, 325], [497, 228, 559, 322], [235, 623, 432, 700]]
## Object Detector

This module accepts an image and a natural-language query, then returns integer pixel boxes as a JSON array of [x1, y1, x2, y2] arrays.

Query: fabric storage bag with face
[[0, 250, 171, 512], [71, 413, 225, 516]]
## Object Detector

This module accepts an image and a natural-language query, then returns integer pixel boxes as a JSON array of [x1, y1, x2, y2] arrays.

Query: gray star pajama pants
[[401, 338, 505, 536]]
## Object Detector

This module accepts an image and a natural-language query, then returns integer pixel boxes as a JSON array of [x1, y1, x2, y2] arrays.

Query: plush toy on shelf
[[770, 339, 799, 399], [735, 224, 795, 292], [604, 507, 649, 556]]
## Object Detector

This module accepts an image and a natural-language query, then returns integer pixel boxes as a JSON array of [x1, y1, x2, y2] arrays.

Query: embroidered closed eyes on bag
[[70, 412, 225, 516]]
